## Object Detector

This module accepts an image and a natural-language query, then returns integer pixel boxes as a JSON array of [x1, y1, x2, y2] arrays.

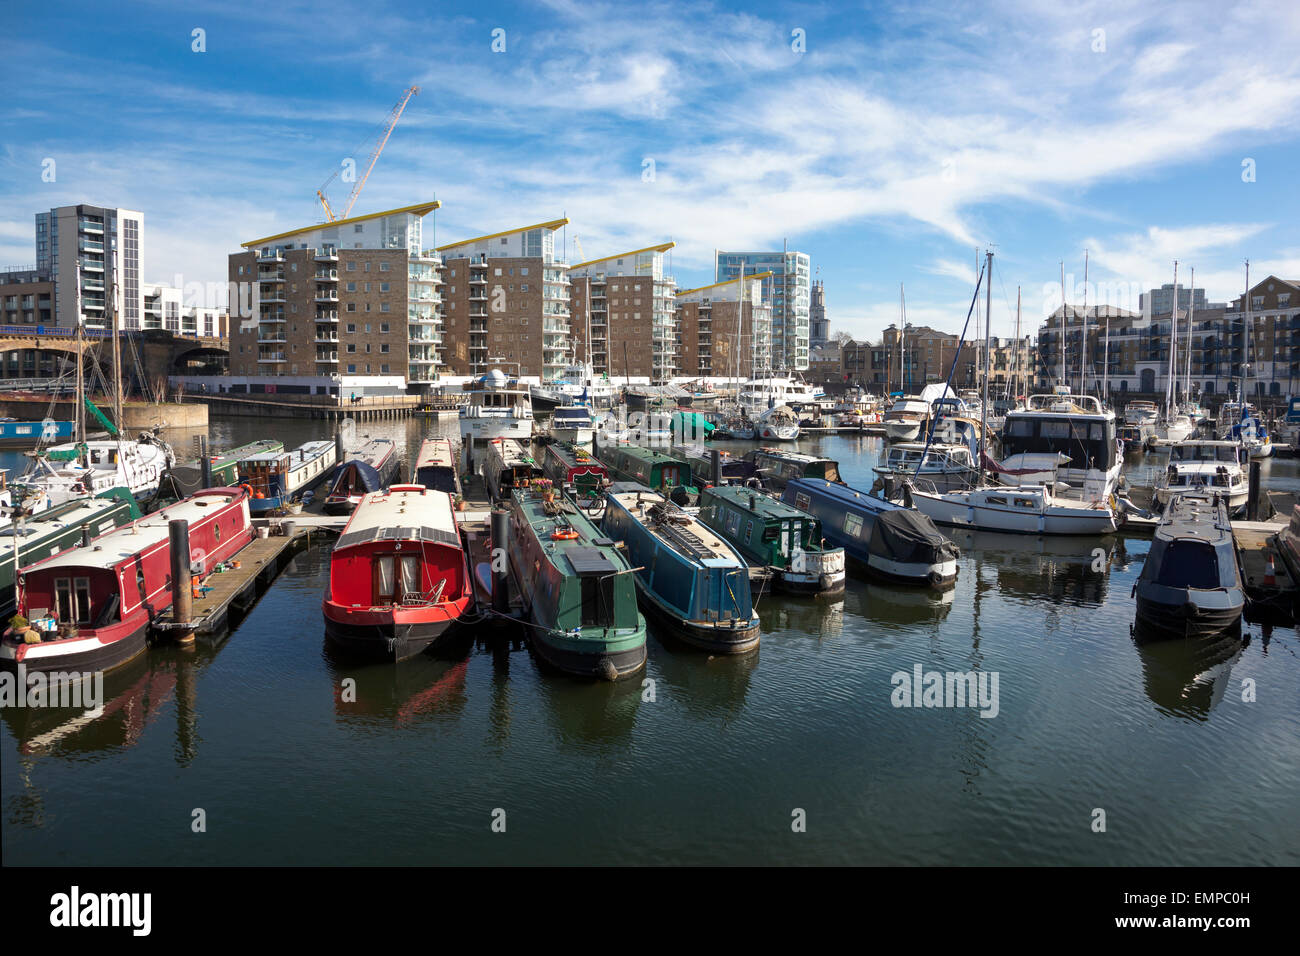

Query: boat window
[[744, 519, 755, 544], [1041, 422, 1070, 438], [986, 496, 1008, 506], [1155, 541, 1219, 589], [824, 465, 839, 482], [374, 555, 396, 604], [55, 576, 92, 625], [401, 555, 421, 599], [1007, 419, 1033, 437], [1013, 498, 1036, 509], [580, 575, 615, 627], [725, 512, 741, 535], [214, 522, 221, 543], [844, 513, 864, 538], [794, 492, 811, 511]]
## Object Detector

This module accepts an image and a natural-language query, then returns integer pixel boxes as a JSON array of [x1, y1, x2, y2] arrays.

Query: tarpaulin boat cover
[[868, 509, 959, 565], [327, 461, 381, 498], [671, 411, 715, 438]]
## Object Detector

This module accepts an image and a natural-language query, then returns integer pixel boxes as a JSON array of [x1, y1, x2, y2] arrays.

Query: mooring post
[[1248, 459, 1262, 521], [169, 518, 195, 644], [490, 507, 510, 614], [199, 434, 212, 488], [335, 428, 345, 463], [711, 448, 721, 486]]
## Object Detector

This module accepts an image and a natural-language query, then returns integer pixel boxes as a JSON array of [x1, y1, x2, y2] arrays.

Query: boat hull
[[322, 607, 462, 662], [0, 618, 149, 675], [884, 421, 923, 441], [635, 580, 760, 654], [1134, 593, 1244, 640], [776, 568, 846, 595], [911, 491, 1117, 535], [529, 636, 647, 680], [459, 417, 533, 443]]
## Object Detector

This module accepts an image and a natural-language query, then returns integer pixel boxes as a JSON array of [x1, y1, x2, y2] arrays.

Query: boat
[[737, 373, 823, 416], [755, 404, 801, 441], [533, 362, 618, 409], [209, 439, 283, 485], [505, 485, 647, 679], [322, 485, 473, 661], [3, 488, 254, 674], [323, 437, 399, 515], [528, 382, 568, 413], [459, 369, 534, 444], [872, 440, 978, 493], [598, 442, 693, 492], [748, 448, 841, 491], [782, 478, 959, 587], [671, 444, 759, 487], [1124, 400, 1160, 427], [237, 439, 337, 514], [482, 438, 542, 501], [0, 494, 140, 618], [1153, 440, 1248, 514], [1134, 492, 1244, 638], [412, 438, 460, 495], [549, 405, 595, 445], [0, 420, 74, 448], [711, 410, 756, 441], [907, 480, 1119, 535], [599, 483, 759, 653], [698, 485, 845, 595], [882, 397, 930, 441], [998, 387, 1120, 499], [1221, 406, 1272, 459], [541, 442, 608, 498], [1117, 424, 1150, 455], [21, 431, 175, 506]]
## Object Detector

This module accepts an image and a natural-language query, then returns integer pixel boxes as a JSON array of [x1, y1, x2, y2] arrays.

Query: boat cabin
[[483, 439, 542, 501], [413, 438, 459, 495], [599, 443, 693, 490], [541, 443, 607, 496], [699, 485, 830, 571], [750, 449, 841, 489]]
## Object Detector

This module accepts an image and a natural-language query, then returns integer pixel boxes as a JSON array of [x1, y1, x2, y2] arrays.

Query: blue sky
[[3, 0, 1298, 342]]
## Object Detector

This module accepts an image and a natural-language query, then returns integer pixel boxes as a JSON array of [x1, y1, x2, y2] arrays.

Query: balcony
[[258, 250, 284, 263], [260, 310, 286, 322], [316, 352, 338, 363], [261, 291, 286, 304], [315, 332, 339, 343], [314, 290, 339, 303], [317, 309, 338, 321], [315, 269, 338, 281], [257, 352, 286, 363], [78, 239, 104, 254], [468, 291, 487, 302], [313, 247, 338, 262], [469, 274, 487, 285], [79, 258, 104, 273], [258, 273, 285, 283], [257, 333, 286, 344], [78, 219, 104, 234]]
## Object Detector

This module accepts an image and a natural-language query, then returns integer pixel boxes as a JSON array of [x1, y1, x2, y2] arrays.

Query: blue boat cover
[[327, 461, 382, 499]]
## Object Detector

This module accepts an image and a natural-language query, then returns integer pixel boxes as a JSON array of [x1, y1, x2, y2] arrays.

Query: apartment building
[[715, 249, 811, 370], [437, 219, 570, 379], [227, 201, 443, 389], [0, 269, 55, 326], [568, 243, 676, 382], [34, 203, 143, 331], [675, 273, 772, 380], [142, 281, 225, 337]]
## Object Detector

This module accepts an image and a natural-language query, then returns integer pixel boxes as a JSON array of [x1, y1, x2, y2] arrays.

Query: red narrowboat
[[4, 488, 254, 674], [541, 441, 608, 498], [322, 484, 473, 661]]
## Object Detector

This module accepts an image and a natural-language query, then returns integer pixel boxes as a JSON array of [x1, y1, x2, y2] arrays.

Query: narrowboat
[[549, 405, 595, 445], [323, 437, 399, 514], [0, 494, 141, 617], [672, 443, 759, 486], [322, 485, 474, 661], [0, 419, 74, 448], [482, 439, 542, 501], [599, 483, 759, 653], [505, 486, 648, 679], [237, 439, 337, 514], [1134, 492, 1245, 639], [782, 478, 960, 588], [412, 438, 460, 495], [541, 442, 608, 498], [698, 486, 845, 595], [3, 488, 254, 674], [599, 442, 693, 491], [209, 439, 283, 485], [749, 448, 841, 491]]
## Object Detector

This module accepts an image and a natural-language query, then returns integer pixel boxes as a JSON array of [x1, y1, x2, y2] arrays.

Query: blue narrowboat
[[0, 419, 75, 448], [599, 482, 759, 653], [782, 478, 960, 588], [237, 439, 338, 514]]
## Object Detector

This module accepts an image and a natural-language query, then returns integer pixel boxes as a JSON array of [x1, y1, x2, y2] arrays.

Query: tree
[[832, 330, 855, 346]]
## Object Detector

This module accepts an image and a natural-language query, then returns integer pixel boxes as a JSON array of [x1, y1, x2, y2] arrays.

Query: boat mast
[[1059, 261, 1066, 388], [1166, 260, 1179, 419], [1014, 285, 1022, 403], [74, 262, 86, 450], [1242, 259, 1250, 402], [899, 283, 907, 394], [1185, 266, 1195, 405], [982, 251, 992, 461], [111, 261, 125, 438], [1081, 249, 1088, 396]]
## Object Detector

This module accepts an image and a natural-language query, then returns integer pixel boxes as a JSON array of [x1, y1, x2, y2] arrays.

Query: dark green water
[[3, 419, 1298, 865]]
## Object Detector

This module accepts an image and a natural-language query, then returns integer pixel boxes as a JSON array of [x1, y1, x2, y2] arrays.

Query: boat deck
[[609, 488, 741, 566]]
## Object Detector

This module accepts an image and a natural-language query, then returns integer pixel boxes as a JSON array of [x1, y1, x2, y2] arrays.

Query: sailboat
[[1154, 262, 1196, 443], [907, 252, 1121, 536], [17, 266, 173, 506]]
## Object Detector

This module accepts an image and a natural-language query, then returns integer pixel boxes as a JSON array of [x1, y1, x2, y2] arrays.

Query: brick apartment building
[[568, 243, 676, 382], [675, 274, 773, 379]]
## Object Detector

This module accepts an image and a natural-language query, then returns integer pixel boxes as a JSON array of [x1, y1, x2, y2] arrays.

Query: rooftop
[[241, 200, 441, 248]]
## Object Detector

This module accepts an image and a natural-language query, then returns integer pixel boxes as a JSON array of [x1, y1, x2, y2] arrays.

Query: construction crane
[[572, 235, 586, 262], [317, 85, 420, 222]]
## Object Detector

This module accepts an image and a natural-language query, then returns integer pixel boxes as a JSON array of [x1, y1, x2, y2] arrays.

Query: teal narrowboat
[[508, 486, 647, 679], [599, 443, 693, 491], [599, 482, 759, 653], [698, 485, 845, 595], [749, 449, 841, 491]]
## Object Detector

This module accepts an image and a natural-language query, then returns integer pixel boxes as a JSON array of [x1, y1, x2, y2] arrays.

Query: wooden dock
[[1233, 517, 1295, 623]]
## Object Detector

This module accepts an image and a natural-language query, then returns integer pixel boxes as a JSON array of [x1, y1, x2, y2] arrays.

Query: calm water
[[3, 418, 1299, 865]]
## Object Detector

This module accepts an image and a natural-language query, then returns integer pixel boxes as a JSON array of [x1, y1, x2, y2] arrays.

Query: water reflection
[[1131, 622, 1245, 720], [758, 594, 845, 642], [323, 637, 473, 729], [644, 625, 757, 720], [952, 529, 1118, 606]]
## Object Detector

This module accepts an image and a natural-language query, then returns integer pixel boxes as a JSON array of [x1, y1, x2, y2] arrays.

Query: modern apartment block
[[0, 269, 55, 326], [715, 249, 811, 370], [1139, 283, 1221, 317], [437, 219, 570, 378], [142, 281, 225, 337], [809, 279, 829, 347], [675, 273, 773, 380], [568, 243, 676, 383], [227, 201, 443, 390], [35, 203, 143, 330]]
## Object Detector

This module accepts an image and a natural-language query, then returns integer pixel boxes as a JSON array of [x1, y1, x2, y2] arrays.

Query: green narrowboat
[[507, 486, 648, 680], [749, 449, 841, 491], [599, 442, 693, 492], [210, 439, 284, 486], [698, 485, 846, 595]]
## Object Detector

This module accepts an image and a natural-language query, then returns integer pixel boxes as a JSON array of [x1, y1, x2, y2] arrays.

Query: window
[[347, 262, 356, 272], [844, 513, 864, 538], [379, 262, 389, 272], [380, 343, 389, 353], [55, 576, 93, 625], [346, 323, 356, 333], [354, 224, 363, 233], [381, 364, 390, 373], [794, 492, 811, 511], [381, 303, 390, 312], [380, 323, 389, 333], [725, 511, 741, 535], [346, 282, 356, 291], [347, 364, 356, 373], [347, 303, 356, 312], [744, 519, 755, 544], [346, 344, 356, 353], [380, 282, 390, 292]]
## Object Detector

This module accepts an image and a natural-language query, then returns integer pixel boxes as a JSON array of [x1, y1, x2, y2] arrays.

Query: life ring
[[551, 529, 579, 540]]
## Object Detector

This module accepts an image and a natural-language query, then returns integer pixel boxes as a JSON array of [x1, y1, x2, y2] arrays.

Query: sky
[[2, 0, 1299, 344]]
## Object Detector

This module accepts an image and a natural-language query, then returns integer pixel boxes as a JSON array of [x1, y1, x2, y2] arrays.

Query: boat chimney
[[81, 525, 92, 547], [749, 494, 757, 510], [169, 518, 196, 646], [335, 429, 345, 463], [490, 507, 511, 614], [199, 434, 212, 489], [711, 448, 722, 486]]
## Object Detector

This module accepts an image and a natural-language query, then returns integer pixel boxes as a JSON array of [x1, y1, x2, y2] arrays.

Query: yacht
[[907, 481, 1119, 536], [19, 431, 174, 506], [998, 387, 1120, 500], [459, 369, 534, 444], [1153, 440, 1248, 515], [1124, 400, 1160, 427], [755, 404, 801, 441], [738, 373, 823, 416], [882, 397, 930, 442], [549, 405, 595, 445]]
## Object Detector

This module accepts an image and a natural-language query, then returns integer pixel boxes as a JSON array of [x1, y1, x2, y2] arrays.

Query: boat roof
[[23, 489, 244, 573], [786, 477, 888, 508], [1, 496, 131, 543], [753, 448, 832, 465], [546, 442, 604, 469], [239, 439, 334, 465], [510, 489, 630, 573], [336, 485, 459, 549], [702, 485, 815, 522], [1156, 493, 1233, 545], [344, 437, 395, 464], [608, 483, 743, 568], [414, 438, 454, 469], [486, 438, 536, 468], [606, 442, 687, 465]]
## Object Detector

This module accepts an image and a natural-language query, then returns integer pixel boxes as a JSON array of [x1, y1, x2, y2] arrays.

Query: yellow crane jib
[[317, 85, 420, 222]]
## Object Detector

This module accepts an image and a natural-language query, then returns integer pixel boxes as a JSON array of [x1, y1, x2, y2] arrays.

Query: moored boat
[[482, 438, 542, 501], [1153, 440, 1248, 515], [672, 443, 759, 487], [549, 405, 595, 445], [322, 485, 473, 661], [1135, 492, 1244, 639], [237, 439, 337, 514], [3, 488, 254, 674], [209, 439, 283, 485], [541, 442, 608, 498], [323, 437, 399, 514], [412, 438, 460, 495], [505, 486, 647, 679], [882, 397, 930, 442], [459, 369, 534, 444], [755, 404, 801, 441], [699, 485, 845, 595], [782, 478, 959, 587], [598, 442, 693, 492], [0, 419, 74, 448], [908, 481, 1119, 536], [599, 483, 759, 653], [749, 448, 841, 491]]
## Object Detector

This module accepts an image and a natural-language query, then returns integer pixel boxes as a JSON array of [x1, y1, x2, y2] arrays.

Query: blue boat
[[781, 478, 960, 588], [599, 482, 759, 653], [0, 419, 75, 448], [237, 439, 338, 514]]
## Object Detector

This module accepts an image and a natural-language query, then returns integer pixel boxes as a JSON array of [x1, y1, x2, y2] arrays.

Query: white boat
[[1155, 414, 1197, 443], [550, 405, 595, 445], [882, 398, 929, 441], [908, 481, 1118, 535], [755, 404, 800, 441], [1124, 400, 1160, 427], [459, 369, 534, 444], [1154, 440, 1249, 514], [738, 373, 823, 416], [552, 362, 618, 408], [18, 432, 174, 506], [999, 387, 1121, 500], [873, 441, 978, 493]]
